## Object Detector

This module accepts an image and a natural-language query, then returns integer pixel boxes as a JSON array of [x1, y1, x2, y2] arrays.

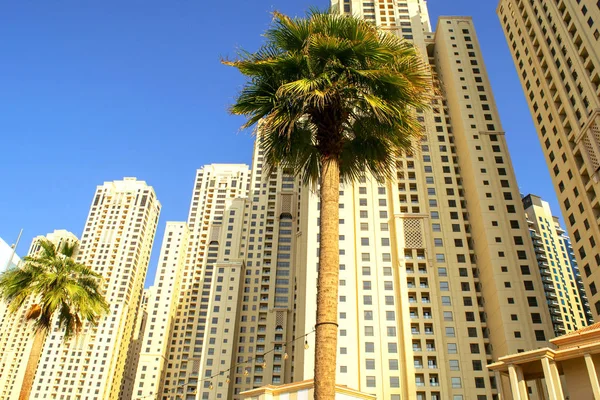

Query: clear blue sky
[[0, 0, 558, 287]]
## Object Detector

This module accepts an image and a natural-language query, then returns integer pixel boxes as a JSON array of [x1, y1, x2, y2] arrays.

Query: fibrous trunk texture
[[314, 159, 340, 400], [19, 329, 46, 400]]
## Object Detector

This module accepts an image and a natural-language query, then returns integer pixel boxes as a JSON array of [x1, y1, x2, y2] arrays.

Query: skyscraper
[[522, 194, 592, 335], [0, 230, 78, 400], [139, 2, 561, 399], [0, 236, 20, 272], [15, 178, 161, 400], [124, 222, 189, 400], [159, 165, 250, 400], [497, 0, 600, 318]]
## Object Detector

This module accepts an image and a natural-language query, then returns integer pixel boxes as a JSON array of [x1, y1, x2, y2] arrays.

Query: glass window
[[366, 376, 376, 388], [449, 360, 460, 371], [388, 343, 398, 353], [366, 359, 375, 369]]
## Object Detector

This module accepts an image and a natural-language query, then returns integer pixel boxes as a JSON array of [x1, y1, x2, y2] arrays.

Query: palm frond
[[0, 238, 108, 340], [225, 8, 433, 186]]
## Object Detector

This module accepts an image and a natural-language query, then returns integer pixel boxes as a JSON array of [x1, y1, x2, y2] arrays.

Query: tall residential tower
[[124, 222, 189, 399], [497, 0, 600, 317], [0, 230, 78, 400], [24, 178, 160, 400], [159, 165, 250, 400], [522, 194, 592, 335]]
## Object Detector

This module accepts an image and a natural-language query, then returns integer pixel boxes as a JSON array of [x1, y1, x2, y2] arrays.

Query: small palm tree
[[0, 239, 109, 400], [225, 8, 432, 398]]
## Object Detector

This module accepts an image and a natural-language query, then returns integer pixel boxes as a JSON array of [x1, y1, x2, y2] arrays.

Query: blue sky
[[0, 0, 557, 287]]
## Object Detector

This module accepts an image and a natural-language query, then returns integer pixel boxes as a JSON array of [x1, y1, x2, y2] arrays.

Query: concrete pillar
[[516, 365, 530, 399], [541, 357, 564, 400], [495, 371, 506, 400], [584, 353, 600, 400], [509, 364, 523, 400]]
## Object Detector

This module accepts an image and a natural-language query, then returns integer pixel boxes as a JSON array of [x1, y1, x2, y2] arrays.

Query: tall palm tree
[[225, 9, 432, 399], [0, 239, 109, 400]]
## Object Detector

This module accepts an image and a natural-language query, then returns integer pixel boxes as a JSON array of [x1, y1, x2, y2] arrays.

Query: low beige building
[[241, 380, 376, 400], [488, 322, 600, 399]]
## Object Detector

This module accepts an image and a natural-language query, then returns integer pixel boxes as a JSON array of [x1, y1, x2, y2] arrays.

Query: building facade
[[125, 222, 189, 399], [522, 194, 592, 336], [18, 178, 161, 400], [0, 236, 20, 272], [0, 230, 78, 400], [125, 2, 577, 400], [497, 0, 600, 317], [159, 165, 250, 400]]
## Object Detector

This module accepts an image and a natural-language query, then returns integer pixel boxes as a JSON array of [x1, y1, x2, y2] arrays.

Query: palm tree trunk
[[314, 159, 340, 400], [19, 330, 46, 400]]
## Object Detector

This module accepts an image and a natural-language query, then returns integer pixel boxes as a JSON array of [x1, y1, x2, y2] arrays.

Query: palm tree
[[224, 9, 432, 399], [0, 239, 109, 400]]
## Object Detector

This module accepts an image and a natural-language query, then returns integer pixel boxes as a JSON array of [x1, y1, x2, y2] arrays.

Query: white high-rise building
[[124, 222, 189, 400], [14, 178, 162, 400], [522, 194, 592, 335], [159, 165, 250, 400], [0, 230, 78, 400], [0, 236, 20, 273]]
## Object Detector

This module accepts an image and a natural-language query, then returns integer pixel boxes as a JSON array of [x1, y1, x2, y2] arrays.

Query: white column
[[508, 365, 523, 400], [495, 371, 506, 400], [516, 365, 530, 399], [541, 357, 564, 400], [584, 353, 600, 400]]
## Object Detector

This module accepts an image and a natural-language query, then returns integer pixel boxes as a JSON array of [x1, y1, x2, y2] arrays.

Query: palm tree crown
[[225, 8, 432, 182], [0, 239, 109, 339]]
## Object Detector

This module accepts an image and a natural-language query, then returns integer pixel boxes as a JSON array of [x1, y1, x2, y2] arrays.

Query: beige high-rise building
[[124, 222, 189, 400], [121, 287, 154, 400], [158, 165, 250, 400], [133, 2, 568, 399], [497, 0, 600, 318], [0, 230, 78, 400], [522, 194, 592, 335], [5, 178, 162, 400], [180, 2, 560, 400]]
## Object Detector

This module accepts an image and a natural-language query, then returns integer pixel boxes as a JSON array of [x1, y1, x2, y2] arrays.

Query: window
[[366, 376, 376, 388], [527, 297, 538, 307], [449, 360, 460, 371], [451, 377, 462, 388]]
